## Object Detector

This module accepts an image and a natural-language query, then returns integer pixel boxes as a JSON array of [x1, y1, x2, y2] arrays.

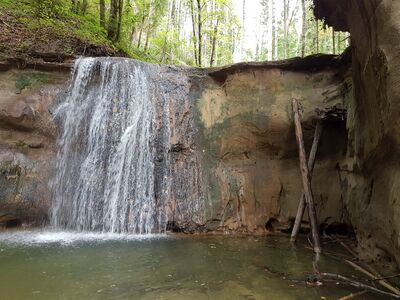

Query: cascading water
[[51, 57, 205, 234]]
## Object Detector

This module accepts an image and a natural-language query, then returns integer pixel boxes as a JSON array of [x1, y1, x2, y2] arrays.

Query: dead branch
[[292, 99, 321, 255], [322, 273, 400, 298], [345, 260, 400, 295], [291, 119, 323, 242], [338, 290, 368, 300]]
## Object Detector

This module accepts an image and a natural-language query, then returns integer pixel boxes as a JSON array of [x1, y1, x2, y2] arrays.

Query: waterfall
[[51, 58, 205, 234]]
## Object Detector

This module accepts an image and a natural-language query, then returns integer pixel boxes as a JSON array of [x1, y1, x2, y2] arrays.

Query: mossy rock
[[15, 72, 51, 93]]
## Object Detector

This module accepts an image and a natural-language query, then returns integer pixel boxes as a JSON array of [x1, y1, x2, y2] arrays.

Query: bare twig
[[370, 274, 400, 281], [339, 241, 358, 258], [304, 246, 352, 261], [329, 237, 400, 295], [338, 290, 368, 300], [345, 260, 400, 295], [322, 273, 400, 299], [0, 18, 13, 29]]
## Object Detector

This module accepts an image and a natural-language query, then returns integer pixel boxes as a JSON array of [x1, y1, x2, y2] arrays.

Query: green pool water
[[0, 231, 384, 300]]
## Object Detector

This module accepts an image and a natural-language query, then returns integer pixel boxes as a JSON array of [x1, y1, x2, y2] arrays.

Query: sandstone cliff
[[0, 55, 352, 234], [0, 67, 68, 227], [315, 0, 400, 268]]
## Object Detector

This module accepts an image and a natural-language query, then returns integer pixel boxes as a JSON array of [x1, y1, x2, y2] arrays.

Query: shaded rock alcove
[[315, 0, 400, 268]]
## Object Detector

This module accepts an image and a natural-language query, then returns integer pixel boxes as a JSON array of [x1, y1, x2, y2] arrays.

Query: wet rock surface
[[193, 57, 350, 234], [315, 0, 400, 267], [0, 68, 68, 227], [0, 56, 352, 235]]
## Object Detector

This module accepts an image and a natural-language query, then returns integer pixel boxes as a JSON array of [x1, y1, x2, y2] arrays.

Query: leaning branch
[[322, 273, 400, 299], [345, 260, 400, 295], [292, 99, 321, 255], [291, 119, 323, 242]]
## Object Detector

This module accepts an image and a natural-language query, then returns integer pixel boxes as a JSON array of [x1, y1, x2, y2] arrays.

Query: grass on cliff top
[[0, 0, 150, 60]]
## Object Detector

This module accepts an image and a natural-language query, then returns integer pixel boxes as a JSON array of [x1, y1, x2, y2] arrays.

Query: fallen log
[[338, 290, 368, 300]]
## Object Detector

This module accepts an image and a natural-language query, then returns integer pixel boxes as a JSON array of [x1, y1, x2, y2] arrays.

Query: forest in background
[[0, 0, 349, 67]]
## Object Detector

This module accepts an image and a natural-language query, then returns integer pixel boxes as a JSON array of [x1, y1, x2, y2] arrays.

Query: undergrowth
[[0, 0, 150, 60]]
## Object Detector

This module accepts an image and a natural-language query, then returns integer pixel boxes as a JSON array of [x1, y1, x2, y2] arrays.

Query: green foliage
[[0, 0, 112, 54], [32, 0, 68, 19], [0, 0, 348, 67]]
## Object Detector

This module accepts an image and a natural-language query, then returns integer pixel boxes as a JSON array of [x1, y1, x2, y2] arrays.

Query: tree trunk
[[99, 0, 105, 28], [292, 99, 321, 255], [332, 28, 336, 54], [80, 0, 88, 14], [210, 17, 220, 67], [260, 0, 269, 60], [161, 1, 174, 63], [108, 0, 119, 40], [196, 0, 202, 67], [190, 0, 198, 65], [144, 34, 150, 52], [271, 0, 276, 60], [283, 0, 288, 58], [316, 19, 319, 53], [300, 0, 306, 57], [115, 0, 123, 42], [137, 15, 146, 48], [241, 0, 246, 59], [170, 0, 176, 62]]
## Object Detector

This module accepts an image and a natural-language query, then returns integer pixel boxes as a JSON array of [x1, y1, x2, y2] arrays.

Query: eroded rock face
[[315, 0, 400, 268], [0, 69, 68, 226], [0, 56, 351, 233], [192, 61, 350, 233]]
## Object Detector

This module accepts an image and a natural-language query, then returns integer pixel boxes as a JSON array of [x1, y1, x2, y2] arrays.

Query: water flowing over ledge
[[51, 57, 206, 234]]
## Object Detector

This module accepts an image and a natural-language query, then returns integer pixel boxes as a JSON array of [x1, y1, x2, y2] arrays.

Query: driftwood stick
[[345, 260, 400, 295], [332, 237, 400, 295], [338, 290, 368, 300], [371, 274, 400, 281], [322, 273, 400, 298], [290, 119, 323, 242], [340, 241, 358, 257], [292, 99, 321, 255]]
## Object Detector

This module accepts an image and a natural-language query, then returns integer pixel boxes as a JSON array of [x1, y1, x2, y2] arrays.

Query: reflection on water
[[0, 231, 383, 300]]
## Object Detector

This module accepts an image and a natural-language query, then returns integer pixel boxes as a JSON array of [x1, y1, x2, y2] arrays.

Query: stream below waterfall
[[0, 232, 385, 300]]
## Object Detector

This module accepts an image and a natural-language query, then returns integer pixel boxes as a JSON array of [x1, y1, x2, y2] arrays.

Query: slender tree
[[99, 0, 105, 28], [115, 0, 123, 41], [81, 0, 88, 14], [196, 0, 203, 67], [241, 0, 246, 59], [108, 0, 119, 41], [271, 0, 276, 60], [210, 14, 220, 66], [283, 0, 289, 58], [300, 0, 306, 57], [190, 0, 198, 65], [315, 19, 319, 53]]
